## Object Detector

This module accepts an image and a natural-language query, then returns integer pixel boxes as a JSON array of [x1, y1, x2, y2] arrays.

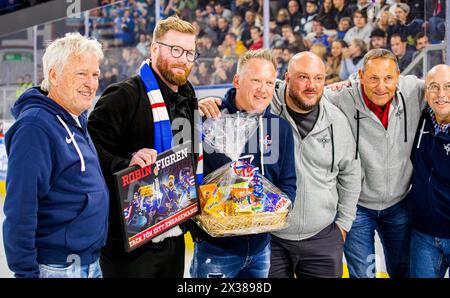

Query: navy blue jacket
[[410, 109, 450, 238], [3, 87, 109, 278], [197, 88, 297, 256]]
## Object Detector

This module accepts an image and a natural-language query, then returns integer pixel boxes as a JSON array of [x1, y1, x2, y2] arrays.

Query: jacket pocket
[[388, 159, 413, 200], [361, 166, 385, 203], [65, 191, 109, 252], [302, 188, 337, 235]]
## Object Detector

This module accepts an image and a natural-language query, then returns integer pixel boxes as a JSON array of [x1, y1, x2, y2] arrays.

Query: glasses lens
[[186, 51, 198, 62], [429, 85, 439, 93], [171, 45, 183, 58], [445, 84, 450, 94]]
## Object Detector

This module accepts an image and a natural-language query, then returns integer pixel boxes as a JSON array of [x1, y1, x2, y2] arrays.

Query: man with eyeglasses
[[88, 16, 200, 278], [409, 64, 450, 278]]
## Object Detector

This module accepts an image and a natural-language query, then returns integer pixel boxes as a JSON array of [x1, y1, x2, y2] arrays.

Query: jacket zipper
[[280, 105, 305, 236], [298, 140, 305, 235], [384, 129, 389, 209], [429, 135, 436, 183]]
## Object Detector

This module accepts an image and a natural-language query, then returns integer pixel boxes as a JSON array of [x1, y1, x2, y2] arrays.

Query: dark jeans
[[344, 199, 411, 278], [411, 229, 450, 278], [100, 234, 185, 278], [269, 223, 345, 278]]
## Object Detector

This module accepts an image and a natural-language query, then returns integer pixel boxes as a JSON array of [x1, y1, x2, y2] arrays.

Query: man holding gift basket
[[190, 49, 297, 278], [198, 52, 361, 278]]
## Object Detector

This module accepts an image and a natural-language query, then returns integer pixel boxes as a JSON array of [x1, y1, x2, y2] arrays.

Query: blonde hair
[[41, 32, 103, 92], [310, 44, 327, 62], [153, 16, 196, 41], [237, 49, 277, 74]]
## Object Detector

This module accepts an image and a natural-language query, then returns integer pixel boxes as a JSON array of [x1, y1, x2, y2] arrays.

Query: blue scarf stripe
[[160, 120, 173, 147], [195, 173, 203, 185], [152, 120, 173, 150], [139, 60, 173, 152], [140, 62, 159, 92]]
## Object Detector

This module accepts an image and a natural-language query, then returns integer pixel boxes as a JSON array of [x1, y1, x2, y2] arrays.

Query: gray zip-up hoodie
[[271, 80, 361, 241], [323, 74, 426, 211]]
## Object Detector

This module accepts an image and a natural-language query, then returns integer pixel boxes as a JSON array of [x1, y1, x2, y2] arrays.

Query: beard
[[156, 58, 192, 86], [288, 86, 322, 112]]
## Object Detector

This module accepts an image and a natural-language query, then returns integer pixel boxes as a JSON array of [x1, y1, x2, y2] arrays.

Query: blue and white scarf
[[139, 60, 203, 184]]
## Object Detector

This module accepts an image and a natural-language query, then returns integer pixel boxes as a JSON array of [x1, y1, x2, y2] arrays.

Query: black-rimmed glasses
[[155, 41, 199, 62]]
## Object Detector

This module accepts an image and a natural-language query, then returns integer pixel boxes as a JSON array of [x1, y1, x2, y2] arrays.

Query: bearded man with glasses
[[88, 16, 201, 278]]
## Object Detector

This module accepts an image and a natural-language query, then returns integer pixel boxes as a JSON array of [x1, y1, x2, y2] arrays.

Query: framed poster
[[114, 141, 199, 252]]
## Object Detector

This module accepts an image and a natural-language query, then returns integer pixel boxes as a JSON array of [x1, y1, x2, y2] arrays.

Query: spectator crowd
[[75, 0, 447, 91]]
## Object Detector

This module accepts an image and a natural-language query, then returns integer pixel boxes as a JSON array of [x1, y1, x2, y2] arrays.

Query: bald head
[[425, 64, 450, 124], [287, 51, 326, 74], [284, 51, 326, 113], [426, 64, 450, 84]]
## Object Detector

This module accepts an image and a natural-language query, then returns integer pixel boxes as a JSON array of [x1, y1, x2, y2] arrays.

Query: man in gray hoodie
[[323, 49, 426, 278], [199, 52, 361, 278], [268, 52, 361, 278]]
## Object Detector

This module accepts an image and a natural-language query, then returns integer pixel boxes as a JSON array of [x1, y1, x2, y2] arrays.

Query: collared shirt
[[428, 106, 450, 135], [362, 86, 392, 129]]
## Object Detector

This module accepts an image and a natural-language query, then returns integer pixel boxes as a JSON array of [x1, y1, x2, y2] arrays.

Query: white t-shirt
[[68, 112, 81, 127]]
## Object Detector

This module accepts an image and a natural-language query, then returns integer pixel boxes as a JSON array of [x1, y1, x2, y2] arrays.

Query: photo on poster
[[114, 141, 198, 252]]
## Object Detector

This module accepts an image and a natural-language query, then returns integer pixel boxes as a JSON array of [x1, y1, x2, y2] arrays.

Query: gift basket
[[195, 111, 292, 237]]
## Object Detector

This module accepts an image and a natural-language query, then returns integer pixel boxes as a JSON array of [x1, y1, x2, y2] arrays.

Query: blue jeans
[[411, 229, 450, 278], [39, 258, 102, 278], [344, 199, 411, 278], [190, 240, 270, 278]]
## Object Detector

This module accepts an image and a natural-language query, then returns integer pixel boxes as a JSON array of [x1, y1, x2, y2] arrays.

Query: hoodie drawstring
[[277, 104, 285, 118], [355, 110, 360, 160], [416, 118, 427, 149], [330, 124, 335, 173], [56, 115, 86, 172], [353, 91, 408, 160], [259, 115, 265, 176], [399, 91, 408, 143]]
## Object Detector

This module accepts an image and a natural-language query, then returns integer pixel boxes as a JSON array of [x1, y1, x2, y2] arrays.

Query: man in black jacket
[[88, 16, 200, 278]]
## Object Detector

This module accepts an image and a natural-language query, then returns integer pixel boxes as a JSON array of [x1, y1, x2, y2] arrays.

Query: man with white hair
[[409, 64, 450, 278], [3, 32, 108, 278]]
